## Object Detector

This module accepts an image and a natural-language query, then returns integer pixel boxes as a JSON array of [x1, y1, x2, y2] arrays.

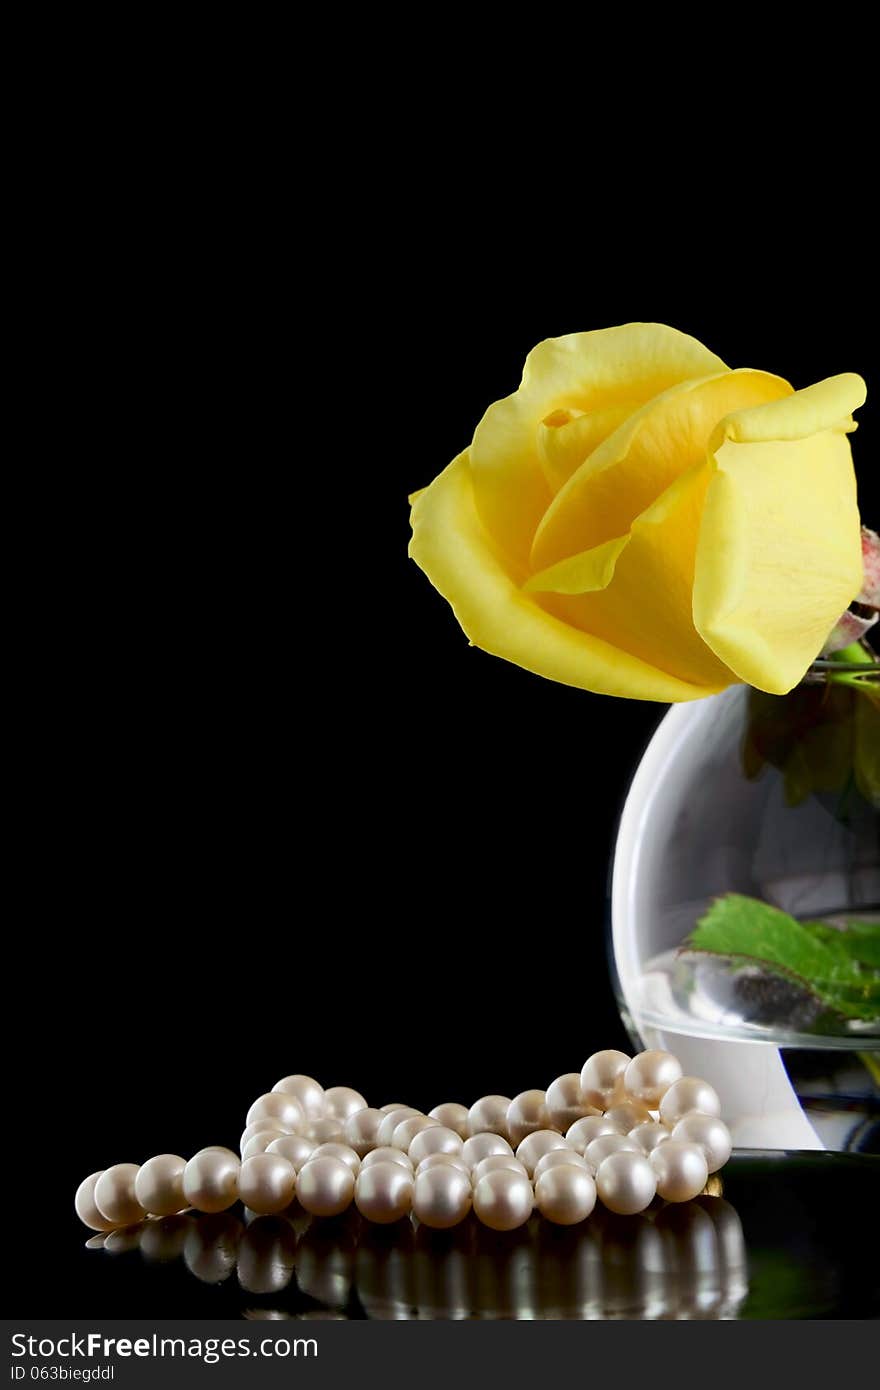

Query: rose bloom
[[409, 323, 865, 701]]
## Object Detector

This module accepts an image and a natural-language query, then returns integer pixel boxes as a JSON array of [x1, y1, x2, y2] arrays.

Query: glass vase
[[610, 668, 879, 1152]]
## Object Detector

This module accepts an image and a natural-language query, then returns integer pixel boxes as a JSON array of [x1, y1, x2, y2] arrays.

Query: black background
[[11, 108, 880, 1312]]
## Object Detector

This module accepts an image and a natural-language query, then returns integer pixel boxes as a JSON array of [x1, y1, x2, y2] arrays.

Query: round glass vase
[[610, 667, 879, 1152]]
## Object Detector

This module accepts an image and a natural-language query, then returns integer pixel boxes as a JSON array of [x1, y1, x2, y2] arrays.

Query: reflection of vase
[[611, 682, 879, 1152]]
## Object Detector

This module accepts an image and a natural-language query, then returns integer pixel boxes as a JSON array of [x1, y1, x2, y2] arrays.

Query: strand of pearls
[[76, 1050, 732, 1235]]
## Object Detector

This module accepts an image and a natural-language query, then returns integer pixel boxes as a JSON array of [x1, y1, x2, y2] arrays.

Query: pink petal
[[821, 606, 879, 655], [858, 526, 880, 607]]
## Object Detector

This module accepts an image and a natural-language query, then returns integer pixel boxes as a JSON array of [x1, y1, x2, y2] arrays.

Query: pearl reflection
[[295, 1218, 357, 1307], [236, 1217, 297, 1294], [78, 1190, 747, 1319], [183, 1213, 241, 1283]]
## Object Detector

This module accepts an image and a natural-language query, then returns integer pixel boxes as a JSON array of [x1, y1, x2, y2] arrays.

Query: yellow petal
[[524, 535, 628, 595], [527, 463, 734, 690], [469, 323, 728, 566], [709, 372, 866, 448], [694, 376, 866, 694], [532, 369, 792, 571], [536, 403, 636, 493], [409, 453, 724, 702]]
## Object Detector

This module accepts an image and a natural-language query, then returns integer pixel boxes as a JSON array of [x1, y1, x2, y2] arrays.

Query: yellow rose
[[409, 323, 866, 701]]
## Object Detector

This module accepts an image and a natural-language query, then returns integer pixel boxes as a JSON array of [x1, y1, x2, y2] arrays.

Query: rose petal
[[708, 372, 864, 448], [531, 369, 791, 571], [858, 526, 880, 607], [527, 462, 733, 688], [821, 608, 879, 655], [693, 374, 866, 694], [536, 403, 635, 493], [469, 323, 728, 566], [409, 453, 727, 701], [523, 535, 628, 595]]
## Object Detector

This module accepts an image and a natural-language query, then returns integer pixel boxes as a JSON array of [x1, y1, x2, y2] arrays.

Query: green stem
[[829, 642, 877, 667], [825, 642, 878, 687]]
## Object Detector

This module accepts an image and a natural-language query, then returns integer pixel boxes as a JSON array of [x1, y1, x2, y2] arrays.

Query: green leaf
[[687, 894, 880, 1022], [802, 920, 880, 969]]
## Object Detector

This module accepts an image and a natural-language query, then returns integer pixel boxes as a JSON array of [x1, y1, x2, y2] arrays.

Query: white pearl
[[75, 1172, 117, 1231], [472, 1169, 534, 1231], [246, 1092, 305, 1132], [659, 1077, 721, 1127], [198, 1147, 240, 1161], [630, 1122, 672, 1156], [310, 1112, 348, 1145], [343, 1108, 385, 1158], [595, 1151, 657, 1215], [376, 1108, 422, 1147], [354, 1160, 414, 1223], [134, 1155, 187, 1216], [182, 1151, 240, 1214], [580, 1050, 631, 1109], [545, 1073, 599, 1131], [94, 1164, 145, 1226], [296, 1155, 355, 1216], [408, 1126, 463, 1166], [271, 1074, 325, 1118], [240, 1119, 294, 1153], [515, 1129, 570, 1178], [265, 1135, 316, 1171], [239, 1125, 259, 1155], [308, 1143, 361, 1174], [413, 1165, 472, 1229], [428, 1102, 471, 1139], [467, 1095, 511, 1138], [379, 1101, 409, 1112], [535, 1165, 597, 1225], [671, 1114, 732, 1172], [532, 1149, 591, 1183], [307, 1117, 346, 1145], [461, 1133, 514, 1168], [649, 1140, 708, 1202], [239, 1154, 297, 1214], [323, 1087, 368, 1122], [471, 1155, 528, 1185], [416, 1153, 470, 1179], [585, 1133, 639, 1174], [623, 1050, 684, 1107], [242, 1131, 284, 1161], [392, 1116, 439, 1151], [565, 1115, 618, 1153], [506, 1091, 549, 1146], [604, 1101, 653, 1134], [360, 1146, 413, 1172]]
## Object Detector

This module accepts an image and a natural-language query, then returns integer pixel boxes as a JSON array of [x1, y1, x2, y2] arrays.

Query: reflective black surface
[[62, 1153, 878, 1320]]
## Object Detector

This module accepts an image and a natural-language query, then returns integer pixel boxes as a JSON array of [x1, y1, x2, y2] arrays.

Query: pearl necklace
[[76, 1049, 732, 1235]]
